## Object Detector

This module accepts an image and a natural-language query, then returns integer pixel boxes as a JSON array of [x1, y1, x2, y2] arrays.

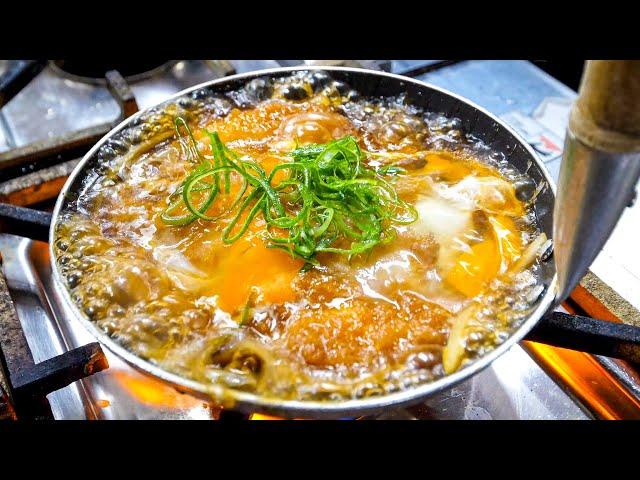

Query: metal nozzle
[[554, 60, 640, 302], [554, 131, 640, 302]]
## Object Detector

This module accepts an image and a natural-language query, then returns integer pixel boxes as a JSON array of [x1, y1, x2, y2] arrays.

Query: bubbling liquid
[[54, 72, 545, 401]]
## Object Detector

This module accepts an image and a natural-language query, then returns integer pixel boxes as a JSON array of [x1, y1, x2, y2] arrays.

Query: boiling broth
[[54, 72, 545, 401]]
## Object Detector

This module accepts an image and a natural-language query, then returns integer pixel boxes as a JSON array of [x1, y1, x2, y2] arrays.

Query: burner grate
[[0, 68, 138, 183], [0, 253, 108, 419], [0, 66, 140, 419], [51, 60, 177, 84]]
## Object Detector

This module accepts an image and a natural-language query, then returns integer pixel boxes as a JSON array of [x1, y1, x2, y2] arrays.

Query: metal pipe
[[554, 60, 640, 302]]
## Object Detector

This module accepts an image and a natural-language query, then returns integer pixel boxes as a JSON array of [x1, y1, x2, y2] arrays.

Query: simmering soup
[[54, 72, 547, 401]]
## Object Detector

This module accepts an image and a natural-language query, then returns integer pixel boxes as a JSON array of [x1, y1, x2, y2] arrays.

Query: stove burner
[[50, 60, 178, 85]]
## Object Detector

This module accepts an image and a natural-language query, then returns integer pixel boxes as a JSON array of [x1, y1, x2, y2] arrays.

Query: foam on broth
[[54, 72, 545, 400]]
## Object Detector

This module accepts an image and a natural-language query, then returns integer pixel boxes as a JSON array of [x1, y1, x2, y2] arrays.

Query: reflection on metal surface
[[50, 60, 178, 85], [554, 129, 640, 303], [522, 301, 640, 419], [0, 158, 79, 206], [523, 340, 640, 419], [0, 235, 93, 419], [109, 369, 218, 416], [595, 356, 640, 402], [403, 344, 589, 420], [228, 60, 281, 74], [250, 346, 589, 420], [249, 413, 285, 420], [0, 233, 219, 420], [0, 61, 223, 152]]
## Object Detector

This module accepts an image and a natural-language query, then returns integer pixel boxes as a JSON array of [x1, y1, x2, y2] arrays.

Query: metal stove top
[[0, 59, 638, 419]]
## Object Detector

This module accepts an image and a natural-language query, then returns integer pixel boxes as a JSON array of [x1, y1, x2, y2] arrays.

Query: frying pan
[[42, 66, 640, 418]]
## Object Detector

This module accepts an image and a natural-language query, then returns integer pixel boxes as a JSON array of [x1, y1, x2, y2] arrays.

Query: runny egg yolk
[[444, 215, 523, 297], [489, 215, 523, 273], [174, 106, 352, 313], [445, 238, 501, 298], [420, 152, 496, 182], [211, 235, 304, 313]]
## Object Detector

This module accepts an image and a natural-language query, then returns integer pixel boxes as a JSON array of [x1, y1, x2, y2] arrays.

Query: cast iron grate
[[0, 64, 144, 419]]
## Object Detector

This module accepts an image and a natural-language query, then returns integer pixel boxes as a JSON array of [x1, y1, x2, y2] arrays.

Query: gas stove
[[1, 60, 639, 420]]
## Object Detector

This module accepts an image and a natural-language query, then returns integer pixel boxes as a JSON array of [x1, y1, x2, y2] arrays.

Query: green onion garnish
[[161, 117, 418, 265]]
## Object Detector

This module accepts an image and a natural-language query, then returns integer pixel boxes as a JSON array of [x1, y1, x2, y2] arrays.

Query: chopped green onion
[[161, 116, 418, 265]]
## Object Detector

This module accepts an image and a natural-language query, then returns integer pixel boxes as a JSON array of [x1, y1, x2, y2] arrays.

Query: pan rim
[[49, 65, 558, 418]]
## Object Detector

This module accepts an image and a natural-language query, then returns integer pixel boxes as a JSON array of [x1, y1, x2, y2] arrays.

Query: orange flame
[[523, 341, 640, 419], [110, 370, 213, 411], [249, 413, 284, 420], [522, 299, 640, 420]]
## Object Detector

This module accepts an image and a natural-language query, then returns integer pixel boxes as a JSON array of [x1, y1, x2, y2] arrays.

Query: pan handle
[[0, 203, 51, 242], [526, 311, 640, 364]]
